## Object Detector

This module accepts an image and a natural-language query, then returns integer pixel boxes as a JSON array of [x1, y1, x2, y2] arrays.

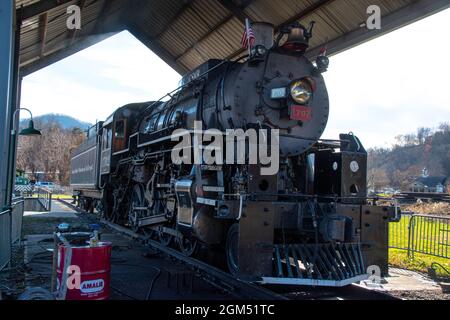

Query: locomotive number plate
[[290, 105, 312, 121], [271, 87, 287, 99]]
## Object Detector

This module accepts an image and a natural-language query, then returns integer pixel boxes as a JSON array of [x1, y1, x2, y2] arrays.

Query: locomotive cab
[[113, 119, 127, 153]]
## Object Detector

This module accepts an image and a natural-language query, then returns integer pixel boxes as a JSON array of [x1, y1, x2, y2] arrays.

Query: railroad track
[[58, 199, 399, 301], [395, 192, 450, 203], [58, 199, 285, 300]]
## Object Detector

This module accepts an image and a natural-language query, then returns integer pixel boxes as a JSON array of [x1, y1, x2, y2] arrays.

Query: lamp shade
[[19, 119, 41, 136]]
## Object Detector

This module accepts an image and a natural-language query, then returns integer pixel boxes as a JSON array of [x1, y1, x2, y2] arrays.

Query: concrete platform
[[360, 267, 442, 292], [24, 201, 78, 218], [383, 268, 441, 291], [11, 200, 232, 300]]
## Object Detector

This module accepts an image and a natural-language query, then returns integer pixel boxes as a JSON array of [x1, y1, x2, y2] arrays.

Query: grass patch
[[50, 194, 73, 199], [389, 214, 450, 278], [389, 249, 450, 278], [27, 193, 73, 199]]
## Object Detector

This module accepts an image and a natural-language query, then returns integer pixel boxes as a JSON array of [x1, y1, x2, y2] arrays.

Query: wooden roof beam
[[274, 0, 336, 33], [69, 0, 87, 46], [225, 0, 335, 60], [125, 21, 188, 75], [218, 0, 251, 23], [306, 0, 450, 58], [173, 0, 253, 62], [18, 0, 74, 21], [21, 29, 122, 76], [93, 0, 115, 32], [152, 0, 194, 41], [39, 12, 49, 57]]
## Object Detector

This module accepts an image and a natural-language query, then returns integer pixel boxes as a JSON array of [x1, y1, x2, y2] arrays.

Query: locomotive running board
[[259, 274, 368, 287], [137, 214, 167, 227]]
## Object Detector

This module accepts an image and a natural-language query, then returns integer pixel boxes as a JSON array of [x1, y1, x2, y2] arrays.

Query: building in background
[[409, 168, 448, 193]]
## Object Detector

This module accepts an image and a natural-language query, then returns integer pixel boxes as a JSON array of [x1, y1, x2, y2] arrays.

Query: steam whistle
[[305, 21, 316, 40]]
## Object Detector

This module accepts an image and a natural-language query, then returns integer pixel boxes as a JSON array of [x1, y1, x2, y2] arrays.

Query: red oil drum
[[57, 241, 112, 300]]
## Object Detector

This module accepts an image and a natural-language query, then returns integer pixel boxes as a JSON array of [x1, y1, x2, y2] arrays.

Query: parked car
[[35, 181, 55, 191], [36, 182, 67, 194]]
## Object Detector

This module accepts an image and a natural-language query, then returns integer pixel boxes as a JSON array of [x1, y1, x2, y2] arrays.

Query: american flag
[[241, 18, 255, 49]]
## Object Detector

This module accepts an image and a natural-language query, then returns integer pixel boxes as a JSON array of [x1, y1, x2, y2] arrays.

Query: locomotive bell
[[282, 22, 315, 54]]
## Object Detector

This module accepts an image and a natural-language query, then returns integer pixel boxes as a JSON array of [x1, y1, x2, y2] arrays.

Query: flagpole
[[245, 18, 251, 56]]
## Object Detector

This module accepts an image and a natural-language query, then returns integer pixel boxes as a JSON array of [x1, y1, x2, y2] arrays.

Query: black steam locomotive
[[71, 22, 399, 286]]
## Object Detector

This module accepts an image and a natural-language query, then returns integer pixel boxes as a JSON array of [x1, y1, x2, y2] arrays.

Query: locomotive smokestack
[[252, 22, 274, 49]]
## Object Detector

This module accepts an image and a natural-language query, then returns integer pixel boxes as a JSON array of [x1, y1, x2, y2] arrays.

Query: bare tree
[[370, 168, 390, 191], [16, 121, 86, 186], [417, 127, 431, 145]]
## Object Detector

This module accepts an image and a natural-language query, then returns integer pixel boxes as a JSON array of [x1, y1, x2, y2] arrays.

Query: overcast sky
[[21, 8, 450, 148]]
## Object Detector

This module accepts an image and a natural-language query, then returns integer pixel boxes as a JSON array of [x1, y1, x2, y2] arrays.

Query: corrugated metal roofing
[[16, 0, 450, 76]]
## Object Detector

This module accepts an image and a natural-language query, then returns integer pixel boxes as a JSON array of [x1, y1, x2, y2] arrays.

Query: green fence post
[[407, 215, 415, 259]]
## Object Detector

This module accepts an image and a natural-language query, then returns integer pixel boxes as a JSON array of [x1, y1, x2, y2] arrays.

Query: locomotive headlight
[[290, 79, 313, 104]]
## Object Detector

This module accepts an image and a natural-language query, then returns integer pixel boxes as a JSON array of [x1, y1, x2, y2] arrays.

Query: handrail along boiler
[[70, 22, 399, 286]]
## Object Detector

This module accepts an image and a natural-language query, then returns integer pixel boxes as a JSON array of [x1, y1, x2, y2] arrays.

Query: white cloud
[[22, 72, 152, 123], [76, 33, 181, 95], [22, 31, 181, 124]]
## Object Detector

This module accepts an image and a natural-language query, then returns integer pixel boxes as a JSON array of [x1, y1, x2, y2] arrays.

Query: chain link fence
[[389, 212, 449, 259], [0, 208, 11, 270], [0, 198, 25, 270], [11, 198, 24, 244], [36, 187, 52, 211]]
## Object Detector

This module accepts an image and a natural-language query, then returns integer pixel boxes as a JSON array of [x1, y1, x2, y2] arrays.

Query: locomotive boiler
[[70, 21, 399, 286]]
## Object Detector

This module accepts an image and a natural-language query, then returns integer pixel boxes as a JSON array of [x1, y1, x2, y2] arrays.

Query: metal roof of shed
[[16, 0, 450, 76]]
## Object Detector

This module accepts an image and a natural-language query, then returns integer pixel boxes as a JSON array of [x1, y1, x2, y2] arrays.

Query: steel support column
[[0, 0, 16, 209], [5, 14, 24, 210]]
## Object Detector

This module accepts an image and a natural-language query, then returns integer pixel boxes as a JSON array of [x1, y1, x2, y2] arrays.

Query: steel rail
[[101, 217, 287, 300], [58, 199, 285, 300], [58, 199, 398, 300]]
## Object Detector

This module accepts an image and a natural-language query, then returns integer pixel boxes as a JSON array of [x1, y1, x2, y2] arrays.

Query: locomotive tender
[[71, 22, 399, 286]]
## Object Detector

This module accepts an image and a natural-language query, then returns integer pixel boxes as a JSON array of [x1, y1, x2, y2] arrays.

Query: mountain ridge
[[368, 123, 450, 190], [20, 113, 92, 130]]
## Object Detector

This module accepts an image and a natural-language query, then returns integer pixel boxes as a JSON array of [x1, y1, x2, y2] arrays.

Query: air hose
[[428, 262, 450, 279]]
